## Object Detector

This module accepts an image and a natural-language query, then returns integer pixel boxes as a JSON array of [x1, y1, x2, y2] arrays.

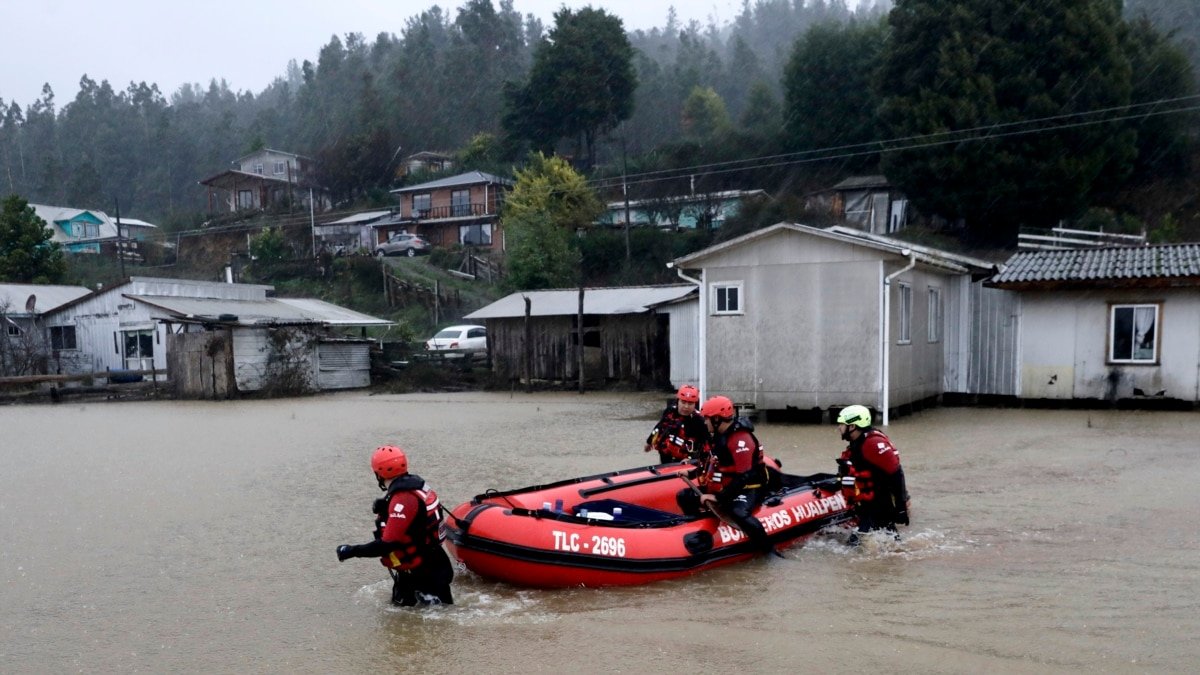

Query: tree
[[878, 0, 1136, 244], [783, 18, 886, 166], [681, 86, 733, 141], [503, 8, 636, 168], [502, 153, 602, 289], [0, 195, 66, 283]]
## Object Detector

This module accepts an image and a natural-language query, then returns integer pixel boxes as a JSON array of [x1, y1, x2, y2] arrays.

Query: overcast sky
[[0, 0, 745, 107]]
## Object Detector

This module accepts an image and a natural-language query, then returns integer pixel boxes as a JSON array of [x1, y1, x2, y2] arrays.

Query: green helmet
[[836, 405, 872, 428]]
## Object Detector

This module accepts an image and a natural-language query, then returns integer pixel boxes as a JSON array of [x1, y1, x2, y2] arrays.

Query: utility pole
[[309, 187, 316, 258], [621, 134, 631, 267], [114, 197, 126, 279]]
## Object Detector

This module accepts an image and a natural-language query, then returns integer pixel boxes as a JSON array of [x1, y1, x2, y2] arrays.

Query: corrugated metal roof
[[829, 175, 891, 191], [0, 283, 92, 316], [990, 245, 1200, 286], [390, 170, 513, 194], [323, 210, 393, 225], [129, 295, 393, 327], [465, 285, 696, 319]]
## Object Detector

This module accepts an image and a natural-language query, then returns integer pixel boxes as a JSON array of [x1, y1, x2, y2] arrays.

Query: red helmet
[[677, 384, 700, 403], [371, 445, 409, 480], [700, 395, 735, 420]]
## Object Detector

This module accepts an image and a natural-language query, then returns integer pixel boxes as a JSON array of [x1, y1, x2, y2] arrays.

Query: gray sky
[[0, 0, 743, 107]]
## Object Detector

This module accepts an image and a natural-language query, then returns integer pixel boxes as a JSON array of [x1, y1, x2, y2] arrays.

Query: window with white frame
[[6, 323, 20, 337], [273, 161, 286, 175], [1109, 303, 1159, 363], [897, 283, 912, 343], [711, 282, 743, 315], [50, 325, 77, 350], [254, 163, 264, 175], [927, 287, 942, 343]]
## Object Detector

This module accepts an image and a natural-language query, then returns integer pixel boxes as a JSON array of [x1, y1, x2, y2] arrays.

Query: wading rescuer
[[677, 395, 773, 553], [336, 445, 454, 606], [644, 384, 709, 463], [835, 405, 910, 544]]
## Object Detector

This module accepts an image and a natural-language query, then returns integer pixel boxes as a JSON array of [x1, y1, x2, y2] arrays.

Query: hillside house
[[806, 176, 909, 234], [199, 149, 328, 213], [597, 189, 768, 230], [389, 170, 512, 249]]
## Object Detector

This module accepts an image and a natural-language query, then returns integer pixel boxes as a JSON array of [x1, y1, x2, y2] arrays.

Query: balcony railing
[[413, 202, 493, 220]]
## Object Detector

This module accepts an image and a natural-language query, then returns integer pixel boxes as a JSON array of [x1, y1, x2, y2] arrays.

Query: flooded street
[[2, 392, 1198, 672]]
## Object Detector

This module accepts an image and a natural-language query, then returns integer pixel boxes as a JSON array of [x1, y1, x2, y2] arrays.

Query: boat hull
[[445, 463, 852, 588]]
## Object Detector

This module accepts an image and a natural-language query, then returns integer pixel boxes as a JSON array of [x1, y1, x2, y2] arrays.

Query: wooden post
[[434, 279, 440, 326], [523, 296, 532, 393], [577, 286, 585, 394]]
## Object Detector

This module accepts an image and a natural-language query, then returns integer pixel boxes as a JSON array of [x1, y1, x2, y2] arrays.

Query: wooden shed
[[464, 285, 696, 386]]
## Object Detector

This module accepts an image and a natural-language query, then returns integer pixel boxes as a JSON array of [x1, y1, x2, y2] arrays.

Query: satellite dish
[[24, 294, 36, 313]]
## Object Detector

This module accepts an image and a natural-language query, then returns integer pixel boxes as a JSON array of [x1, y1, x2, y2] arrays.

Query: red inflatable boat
[[444, 462, 852, 588]]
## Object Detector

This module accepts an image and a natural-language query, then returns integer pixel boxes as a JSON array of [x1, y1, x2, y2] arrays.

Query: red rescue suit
[[374, 475, 445, 570], [699, 423, 766, 500], [839, 429, 909, 530], [647, 402, 709, 462]]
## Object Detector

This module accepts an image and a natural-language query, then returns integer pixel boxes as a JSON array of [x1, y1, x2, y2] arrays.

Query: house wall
[[232, 327, 319, 393], [316, 341, 371, 389], [485, 314, 666, 384], [886, 267, 950, 407], [1018, 288, 1200, 401], [663, 299, 699, 387], [45, 298, 167, 375], [700, 232, 885, 410], [167, 329, 234, 399], [42, 280, 270, 376]]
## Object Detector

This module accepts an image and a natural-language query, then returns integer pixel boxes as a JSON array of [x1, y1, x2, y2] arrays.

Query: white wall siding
[[232, 329, 270, 391], [663, 300, 698, 388], [1019, 288, 1200, 401], [705, 257, 882, 410]]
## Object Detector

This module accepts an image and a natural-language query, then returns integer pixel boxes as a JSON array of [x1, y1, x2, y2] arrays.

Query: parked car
[[425, 324, 487, 358], [375, 233, 431, 257]]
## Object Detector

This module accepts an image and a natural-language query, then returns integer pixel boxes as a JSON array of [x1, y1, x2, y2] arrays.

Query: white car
[[425, 324, 487, 358]]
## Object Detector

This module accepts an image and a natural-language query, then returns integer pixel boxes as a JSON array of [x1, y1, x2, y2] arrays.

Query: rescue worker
[[336, 445, 454, 606], [644, 384, 709, 463], [676, 395, 773, 553], [835, 405, 910, 544]]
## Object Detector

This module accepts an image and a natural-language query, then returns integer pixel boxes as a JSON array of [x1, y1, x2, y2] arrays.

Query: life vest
[[373, 473, 445, 570], [700, 419, 766, 493], [649, 406, 706, 461], [840, 429, 898, 503]]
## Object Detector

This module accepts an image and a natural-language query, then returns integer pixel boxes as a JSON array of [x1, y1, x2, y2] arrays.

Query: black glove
[[336, 544, 356, 562]]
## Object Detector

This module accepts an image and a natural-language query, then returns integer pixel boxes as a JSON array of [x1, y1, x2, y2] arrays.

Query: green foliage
[[503, 7, 636, 167], [783, 18, 886, 167], [502, 154, 597, 290], [1120, 17, 1197, 181], [681, 87, 733, 141], [0, 195, 66, 283], [504, 210, 578, 290], [878, 0, 1137, 245], [249, 227, 288, 263]]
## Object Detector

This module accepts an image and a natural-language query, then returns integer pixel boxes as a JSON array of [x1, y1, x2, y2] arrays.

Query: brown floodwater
[[1, 392, 1197, 672]]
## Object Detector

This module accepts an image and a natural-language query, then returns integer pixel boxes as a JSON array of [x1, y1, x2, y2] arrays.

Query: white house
[[40, 277, 391, 393], [670, 222, 1001, 423], [987, 244, 1200, 403], [0, 283, 92, 376]]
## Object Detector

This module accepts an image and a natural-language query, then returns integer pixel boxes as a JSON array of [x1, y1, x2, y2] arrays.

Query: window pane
[[1133, 306, 1156, 360], [1111, 307, 1133, 360], [728, 287, 739, 311], [63, 326, 77, 350]]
